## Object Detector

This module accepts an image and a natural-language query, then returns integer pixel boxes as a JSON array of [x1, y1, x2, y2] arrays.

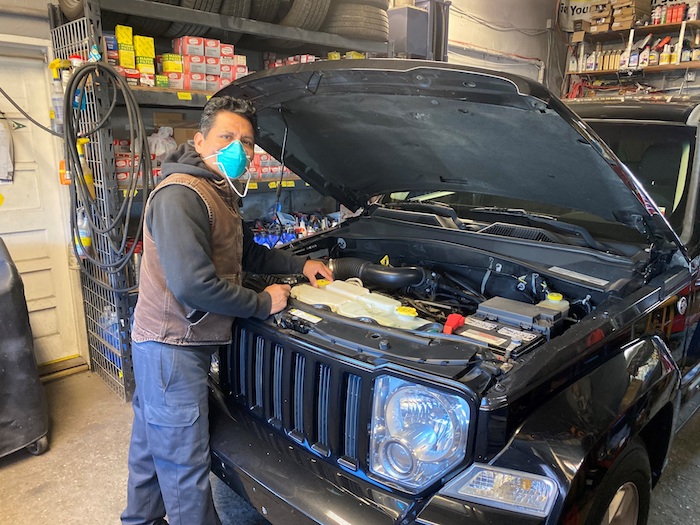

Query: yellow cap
[[316, 279, 330, 288], [547, 292, 563, 302], [396, 306, 418, 317]]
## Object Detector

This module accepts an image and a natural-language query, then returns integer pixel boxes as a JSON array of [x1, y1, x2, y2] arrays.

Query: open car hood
[[218, 59, 671, 235]]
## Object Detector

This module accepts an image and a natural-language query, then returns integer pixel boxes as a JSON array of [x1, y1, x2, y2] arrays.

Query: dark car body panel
[[208, 69, 700, 524]]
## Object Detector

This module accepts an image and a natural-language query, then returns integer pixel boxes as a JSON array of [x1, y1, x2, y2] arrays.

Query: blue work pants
[[121, 340, 221, 525]]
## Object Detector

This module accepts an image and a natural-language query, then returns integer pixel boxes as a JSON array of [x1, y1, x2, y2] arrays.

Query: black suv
[[208, 62, 700, 525]]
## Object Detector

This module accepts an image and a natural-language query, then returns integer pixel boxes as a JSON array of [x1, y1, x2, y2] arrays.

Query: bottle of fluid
[[48, 59, 66, 135], [74, 206, 92, 259], [76, 138, 96, 200], [537, 292, 570, 317]]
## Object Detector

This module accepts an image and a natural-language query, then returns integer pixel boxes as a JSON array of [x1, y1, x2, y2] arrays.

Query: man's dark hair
[[200, 96, 257, 138]]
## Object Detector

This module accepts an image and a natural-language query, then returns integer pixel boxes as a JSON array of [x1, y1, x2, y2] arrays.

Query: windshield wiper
[[469, 206, 615, 254], [384, 201, 467, 230]]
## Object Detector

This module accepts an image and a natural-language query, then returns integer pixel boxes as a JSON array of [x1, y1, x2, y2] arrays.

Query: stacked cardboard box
[[611, 0, 652, 30], [589, 1, 612, 33]]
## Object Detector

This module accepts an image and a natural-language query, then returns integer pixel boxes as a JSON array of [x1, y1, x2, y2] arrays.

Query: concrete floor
[[0, 371, 698, 524]]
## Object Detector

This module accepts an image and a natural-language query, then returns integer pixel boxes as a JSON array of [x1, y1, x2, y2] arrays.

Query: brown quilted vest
[[131, 173, 243, 345]]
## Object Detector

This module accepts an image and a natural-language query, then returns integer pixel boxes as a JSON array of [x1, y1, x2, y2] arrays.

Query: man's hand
[[303, 260, 334, 287], [264, 284, 291, 314]]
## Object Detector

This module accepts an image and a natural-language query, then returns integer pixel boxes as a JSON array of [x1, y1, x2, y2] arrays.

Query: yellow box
[[327, 51, 341, 60], [115, 25, 133, 45], [137, 62, 155, 75], [119, 49, 136, 69], [162, 61, 183, 73], [134, 35, 156, 58]]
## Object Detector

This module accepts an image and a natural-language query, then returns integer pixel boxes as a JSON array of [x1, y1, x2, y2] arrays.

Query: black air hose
[[329, 258, 429, 289]]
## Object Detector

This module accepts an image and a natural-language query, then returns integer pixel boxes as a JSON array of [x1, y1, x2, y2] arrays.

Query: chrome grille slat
[[317, 364, 331, 447], [273, 344, 283, 422], [238, 328, 247, 396], [254, 336, 264, 408], [345, 374, 361, 459], [293, 353, 306, 433]]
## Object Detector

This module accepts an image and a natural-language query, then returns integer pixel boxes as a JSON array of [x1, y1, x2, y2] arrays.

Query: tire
[[127, 0, 181, 38], [323, 4, 389, 42], [250, 0, 280, 22], [58, 0, 84, 21], [278, 0, 331, 30], [584, 439, 651, 525], [205, 0, 252, 44], [25, 436, 49, 456], [166, 0, 220, 38], [337, 0, 389, 9]]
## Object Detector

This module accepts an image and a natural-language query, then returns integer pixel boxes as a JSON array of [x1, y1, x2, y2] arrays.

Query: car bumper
[[209, 384, 411, 525]]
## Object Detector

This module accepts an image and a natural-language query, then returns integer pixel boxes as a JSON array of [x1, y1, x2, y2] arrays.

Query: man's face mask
[[204, 140, 252, 198]]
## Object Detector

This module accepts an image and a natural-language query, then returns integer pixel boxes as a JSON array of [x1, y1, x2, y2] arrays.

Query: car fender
[[419, 336, 680, 524]]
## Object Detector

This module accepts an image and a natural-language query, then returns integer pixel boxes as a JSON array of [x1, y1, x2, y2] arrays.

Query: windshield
[[584, 121, 695, 235]]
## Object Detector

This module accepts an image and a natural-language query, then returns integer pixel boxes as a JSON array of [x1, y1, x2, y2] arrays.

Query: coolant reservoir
[[291, 280, 429, 329], [537, 292, 570, 317]]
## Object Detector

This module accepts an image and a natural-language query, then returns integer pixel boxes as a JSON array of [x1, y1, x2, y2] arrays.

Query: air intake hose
[[329, 258, 429, 289]]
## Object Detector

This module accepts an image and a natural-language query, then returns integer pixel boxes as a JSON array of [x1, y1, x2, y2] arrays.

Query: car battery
[[454, 296, 564, 360]]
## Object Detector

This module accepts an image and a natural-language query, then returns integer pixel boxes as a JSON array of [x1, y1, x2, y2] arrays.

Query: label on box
[[155, 74, 169, 88], [205, 57, 220, 75], [115, 24, 133, 45], [167, 72, 184, 90], [183, 55, 207, 74], [104, 34, 118, 51], [220, 64, 233, 79], [174, 36, 204, 56], [162, 60, 183, 73], [220, 44, 234, 58], [119, 50, 136, 69], [185, 72, 207, 91], [219, 78, 232, 89], [204, 38, 220, 57], [134, 35, 155, 58], [140, 73, 155, 87]]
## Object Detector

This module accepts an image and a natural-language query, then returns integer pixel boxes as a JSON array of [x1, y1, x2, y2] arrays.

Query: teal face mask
[[205, 140, 252, 198]]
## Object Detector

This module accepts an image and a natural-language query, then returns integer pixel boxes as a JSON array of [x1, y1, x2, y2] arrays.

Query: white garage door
[[0, 40, 86, 367]]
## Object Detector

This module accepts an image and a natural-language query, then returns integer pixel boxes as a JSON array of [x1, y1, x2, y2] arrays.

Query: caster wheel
[[25, 435, 49, 456]]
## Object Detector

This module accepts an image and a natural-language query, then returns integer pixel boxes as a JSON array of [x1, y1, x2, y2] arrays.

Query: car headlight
[[370, 375, 470, 492], [440, 464, 558, 518]]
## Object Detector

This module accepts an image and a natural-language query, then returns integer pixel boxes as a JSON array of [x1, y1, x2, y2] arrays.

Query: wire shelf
[[50, 17, 93, 61]]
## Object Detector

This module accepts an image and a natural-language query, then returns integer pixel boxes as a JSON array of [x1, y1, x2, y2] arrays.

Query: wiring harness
[[64, 62, 152, 292]]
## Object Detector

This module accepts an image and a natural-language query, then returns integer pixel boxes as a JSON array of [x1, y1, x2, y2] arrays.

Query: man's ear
[[193, 131, 205, 154]]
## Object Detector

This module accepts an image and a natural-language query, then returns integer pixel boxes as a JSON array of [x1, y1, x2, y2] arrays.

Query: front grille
[[227, 322, 373, 468]]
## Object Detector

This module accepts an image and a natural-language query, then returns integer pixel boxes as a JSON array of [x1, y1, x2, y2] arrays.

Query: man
[[122, 96, 332, 525]]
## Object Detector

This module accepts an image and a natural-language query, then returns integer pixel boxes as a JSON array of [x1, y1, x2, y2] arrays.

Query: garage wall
[[446, 0, 568, 94], [0, 1, 50, 40]]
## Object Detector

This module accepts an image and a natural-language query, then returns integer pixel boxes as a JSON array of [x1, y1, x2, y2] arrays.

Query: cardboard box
[[134, 35, 155, 58], [574, 20, 591, 31], [184, 72, 207, 91], [173, 36, 204, 56], [171, 125, 199, 145], [155, 75, 169, 88], [206, 74, 219, 92], [153, 112, 184, 127], [183, 55, 207, 74], [219, 78, 233, 89], [115, 24, 132, 45], [167, 72, 184, 90], [104, 34, 118, 51], [220, 64, 233, 79], [611, 19, 634, 30], [613, 6, 636, 17], [590, 23, 611, 32], [572, 30, 586, 42], [140, 73, 155, 87], [220, 44, 234, 59], [204, 38, 220, 57], [205, 57, 220, 75]]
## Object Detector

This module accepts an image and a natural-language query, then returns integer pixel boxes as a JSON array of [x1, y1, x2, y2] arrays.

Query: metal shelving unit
[[50, 0, 389, 401]]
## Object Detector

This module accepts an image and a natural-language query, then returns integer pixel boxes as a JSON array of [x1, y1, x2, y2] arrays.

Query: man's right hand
[[264, 284, 292, 314]]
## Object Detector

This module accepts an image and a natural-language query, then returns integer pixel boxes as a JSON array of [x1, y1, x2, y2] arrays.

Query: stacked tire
[[322, 0, 390, 42]]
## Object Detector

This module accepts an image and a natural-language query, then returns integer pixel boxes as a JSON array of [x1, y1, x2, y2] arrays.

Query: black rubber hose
[[329, 258, 429, 289]]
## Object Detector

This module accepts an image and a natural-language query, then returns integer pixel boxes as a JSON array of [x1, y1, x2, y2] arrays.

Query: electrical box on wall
[[388, 6, 429, 59]]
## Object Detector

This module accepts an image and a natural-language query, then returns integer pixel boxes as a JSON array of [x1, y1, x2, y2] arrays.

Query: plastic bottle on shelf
[[48, 59, 68, 135], [660, 44, 672, 65], [640, 46, 650, 67], [74, 206, 92, 259]]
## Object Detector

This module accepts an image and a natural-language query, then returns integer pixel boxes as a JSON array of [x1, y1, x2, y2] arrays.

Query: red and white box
[[205, 56, 220, 76], [140, 73, 155, 87], [220, 63, 233, 80], [220, 44, 234, 64], [172, 36, 204, 56], [205, 74, 219, 92], [232, 54, 247, 66], [184, 72, 207, 91], [219, 78, 233, 89], [113, 139, 131, 153], [204, 38, 220, 57], [183, 55, 207, 74], [234, 65, 248, 79], [166, 72, 184, 90]]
